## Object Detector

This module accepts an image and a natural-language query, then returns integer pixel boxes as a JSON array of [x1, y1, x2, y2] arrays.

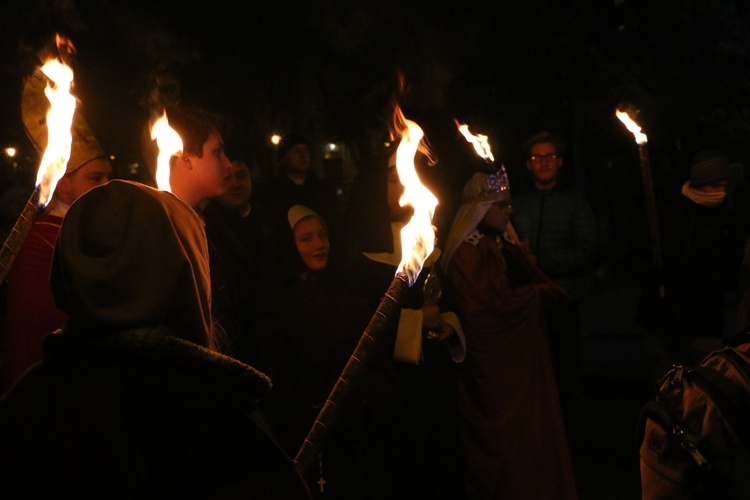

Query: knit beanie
[[690, 150, 732, 187], [277, 132, 309, 159]]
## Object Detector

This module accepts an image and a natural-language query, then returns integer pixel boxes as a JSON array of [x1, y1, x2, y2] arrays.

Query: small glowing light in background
[[327, 143, 337, 152], [109, 154, 116, 161], [271, 134, 281, 145], [5, 147, 17, 158]]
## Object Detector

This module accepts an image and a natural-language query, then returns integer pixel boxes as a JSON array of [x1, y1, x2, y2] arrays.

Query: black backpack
[[638, 334, 750, 499]]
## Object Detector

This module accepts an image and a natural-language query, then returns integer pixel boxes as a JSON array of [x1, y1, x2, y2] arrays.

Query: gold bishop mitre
[[21, 67, 106, 175]]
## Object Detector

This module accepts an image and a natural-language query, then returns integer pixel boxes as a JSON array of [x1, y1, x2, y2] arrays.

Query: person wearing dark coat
[[0, 180, 310, 499], [345, 151, 466, 499], [146, 105, 242, 365], [255, 205, 380, 499], [510, 132, 597, 414], [638, 150, 744, 375], [201, 160, 280, 365], [257, 132, 348, 272]]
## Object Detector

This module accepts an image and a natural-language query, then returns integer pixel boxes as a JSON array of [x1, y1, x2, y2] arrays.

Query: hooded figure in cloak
[[0, 180, 310, 499]]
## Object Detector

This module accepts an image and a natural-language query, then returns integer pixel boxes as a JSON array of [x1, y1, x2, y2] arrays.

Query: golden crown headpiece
[[464, 166, 511, 203]]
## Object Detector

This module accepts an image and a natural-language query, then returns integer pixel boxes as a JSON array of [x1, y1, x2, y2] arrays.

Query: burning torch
[[149, 109, 183, 192], [0, 36, 78, 283], [615, 106, 664, 298], [295, 103, 437, 478], [454, 120, 525, 246]]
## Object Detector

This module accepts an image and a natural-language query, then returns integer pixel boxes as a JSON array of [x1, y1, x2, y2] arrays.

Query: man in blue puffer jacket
[[511, 131, 598, 423]]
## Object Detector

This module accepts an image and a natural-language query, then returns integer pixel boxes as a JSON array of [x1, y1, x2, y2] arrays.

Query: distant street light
[[5, 147, 17, 158], [271, 134, 281, 145]]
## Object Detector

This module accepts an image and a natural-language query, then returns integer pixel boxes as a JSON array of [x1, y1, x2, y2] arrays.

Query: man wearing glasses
[[511, 131, 597, 431]]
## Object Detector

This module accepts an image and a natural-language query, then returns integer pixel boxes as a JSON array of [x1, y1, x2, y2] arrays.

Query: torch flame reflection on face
[[454, 120, 494, 163], [394, 112, 438, 286], [150, 110, 183, 192], [616, 109, 648, 145], [36, 60, 76, 207]]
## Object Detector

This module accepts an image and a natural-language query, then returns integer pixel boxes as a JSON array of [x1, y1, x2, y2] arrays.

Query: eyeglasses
[[529, 153, 558, 162]]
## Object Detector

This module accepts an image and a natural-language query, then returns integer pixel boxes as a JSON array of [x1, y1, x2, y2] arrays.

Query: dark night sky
[[2, 1, 748, 164], [1, 0, 749, 257]]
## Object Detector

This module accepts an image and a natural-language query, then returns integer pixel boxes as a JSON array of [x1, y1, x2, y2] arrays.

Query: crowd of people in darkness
[[1, 66, 749, 498]]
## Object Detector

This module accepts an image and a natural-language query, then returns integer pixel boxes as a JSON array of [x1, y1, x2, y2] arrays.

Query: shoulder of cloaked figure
[[464, 229, 484, 246]]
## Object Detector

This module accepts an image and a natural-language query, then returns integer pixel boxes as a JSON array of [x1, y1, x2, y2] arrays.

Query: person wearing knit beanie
[[277, 132, 310, 162], [682, 149, 732, 209], [258, 130, 348, 273], [637, 147, 743, 382], [275, 131, 312, 188], [689, 150, 733, 188]]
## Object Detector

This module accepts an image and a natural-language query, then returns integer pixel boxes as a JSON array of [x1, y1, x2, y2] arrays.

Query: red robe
[[447, 231, 577, 499], [2, 214, 65, 392]]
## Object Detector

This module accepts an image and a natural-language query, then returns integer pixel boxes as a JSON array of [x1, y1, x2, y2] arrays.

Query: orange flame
[[616, 109, 648, 145], [393, 105, 438, 286], [454, 120, 527, 246], [35, 60, 76, 207], [150, 109, 183, 191], [454, 119, 494, 162]]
